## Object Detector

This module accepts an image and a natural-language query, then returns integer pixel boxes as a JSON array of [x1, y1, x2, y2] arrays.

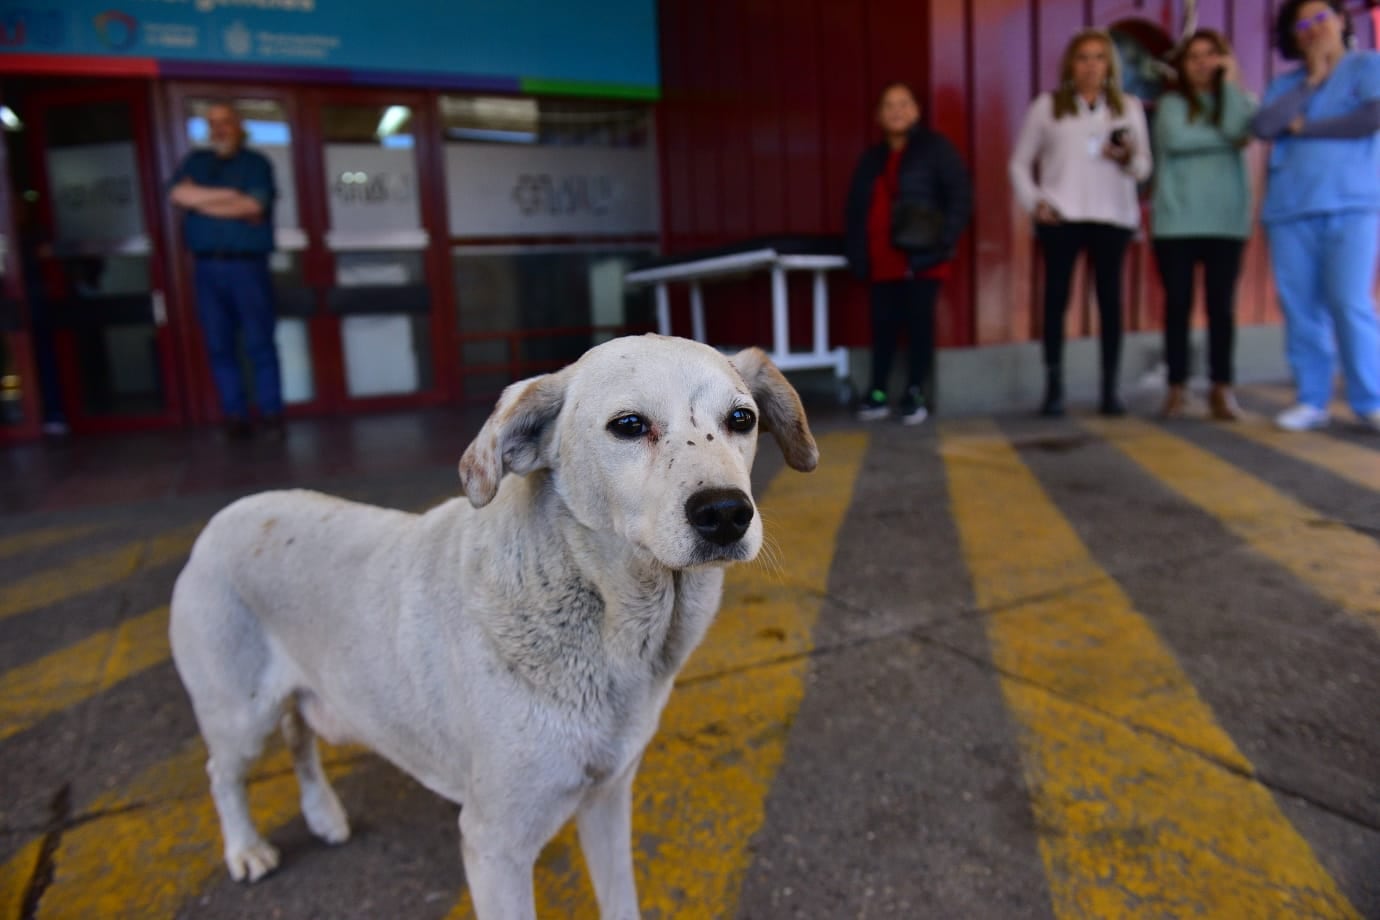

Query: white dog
[[169, 334, 818, 919]]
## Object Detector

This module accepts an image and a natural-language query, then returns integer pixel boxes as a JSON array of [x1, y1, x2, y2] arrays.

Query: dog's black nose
[[685, 488, 754, 546]]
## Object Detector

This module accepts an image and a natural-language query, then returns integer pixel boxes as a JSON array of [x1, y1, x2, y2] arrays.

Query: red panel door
[[299, 87, 453, 412], [24, 83, 183, 434], [164, 84, 332, 422]]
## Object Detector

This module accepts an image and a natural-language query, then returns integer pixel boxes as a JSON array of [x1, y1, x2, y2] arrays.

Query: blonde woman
[[1010, 28, 1153, 416]]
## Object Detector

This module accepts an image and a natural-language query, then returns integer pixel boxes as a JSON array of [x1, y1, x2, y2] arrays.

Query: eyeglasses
[[1294, 9, 1333, 33]]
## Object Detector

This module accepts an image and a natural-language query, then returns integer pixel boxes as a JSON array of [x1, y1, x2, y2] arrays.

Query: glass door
[[168, 87, 323, 417], [310, 90, 443, 406], [1, 109, 42, 442], [26, 84, 180, 432]]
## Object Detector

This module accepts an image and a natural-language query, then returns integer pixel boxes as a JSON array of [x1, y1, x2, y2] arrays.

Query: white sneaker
[[900, 404, 929, 426], [1274, 404, 1330, 432]]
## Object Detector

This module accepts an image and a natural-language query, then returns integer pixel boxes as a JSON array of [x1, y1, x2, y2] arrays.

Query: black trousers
[[869, 277, 940, 398], [1036, 222, 1133, 378], [1152, 237, 1245, 385]]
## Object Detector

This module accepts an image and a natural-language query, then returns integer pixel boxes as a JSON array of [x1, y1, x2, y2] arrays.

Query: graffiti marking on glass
[[47, 142, 145, 246], [324, 145, 420, 235], [512, 173, 617, 218], [447, 143, 657, 236], [335, 170, 415, 206]]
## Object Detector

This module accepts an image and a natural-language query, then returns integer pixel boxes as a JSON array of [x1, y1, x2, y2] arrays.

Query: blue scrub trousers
[[193, 256, 283, 419], [1267, 211, 1380, 415]]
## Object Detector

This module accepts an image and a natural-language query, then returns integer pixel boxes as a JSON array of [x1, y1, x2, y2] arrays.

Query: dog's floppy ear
[[458, 370, 568, 508], [730, 347, 818, 472]]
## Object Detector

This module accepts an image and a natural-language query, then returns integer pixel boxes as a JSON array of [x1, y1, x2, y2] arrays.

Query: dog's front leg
[[576, 761, 641, 920], [460, 809, 541, 920]]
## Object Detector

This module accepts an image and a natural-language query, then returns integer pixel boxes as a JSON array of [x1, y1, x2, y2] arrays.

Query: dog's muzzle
[[684, 488, 754, 546]]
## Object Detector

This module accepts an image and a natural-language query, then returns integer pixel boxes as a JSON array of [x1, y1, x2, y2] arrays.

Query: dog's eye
[[607, 414, 650, 439], [726, 407, 757, 433]]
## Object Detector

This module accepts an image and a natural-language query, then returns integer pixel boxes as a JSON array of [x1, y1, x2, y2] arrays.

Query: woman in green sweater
[[1152, 29, 1258, 419]]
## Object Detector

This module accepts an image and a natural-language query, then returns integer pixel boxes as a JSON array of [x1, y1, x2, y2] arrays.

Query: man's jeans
[[193, 256, 284, 419]]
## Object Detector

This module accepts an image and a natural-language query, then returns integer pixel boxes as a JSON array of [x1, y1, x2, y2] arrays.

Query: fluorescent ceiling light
[[375, 105, 411, 139]]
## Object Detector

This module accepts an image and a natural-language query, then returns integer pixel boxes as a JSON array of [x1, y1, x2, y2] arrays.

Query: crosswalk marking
[[0, 524, 104, 561], [1083, 417, 1380, 634], [1223, 420, 1380, 493], [1253, 383, 1354, 419], [20, 739, 367, 919], [0, 525, 200, 622], [0, 839, 41, 920], [5, 417, 1377, 917], [446, 432, 870, 919], [941, 419, 1359, 918], [0, 606, 170, 742]]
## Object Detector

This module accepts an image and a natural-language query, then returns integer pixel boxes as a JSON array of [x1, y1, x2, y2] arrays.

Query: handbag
[[890, 201, 945, 251]]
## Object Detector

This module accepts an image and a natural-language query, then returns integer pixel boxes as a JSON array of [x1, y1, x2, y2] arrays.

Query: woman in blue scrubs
[[1252, 0, 1380, 432]]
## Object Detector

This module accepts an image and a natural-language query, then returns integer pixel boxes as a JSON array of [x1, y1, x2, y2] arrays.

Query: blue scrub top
[[170, 148, 277, 254], [1260, 51, 1380, 224]]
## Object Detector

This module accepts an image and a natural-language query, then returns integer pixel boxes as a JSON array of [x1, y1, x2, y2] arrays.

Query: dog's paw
[[304, 793, 351, 845], [226, 840, 280, 883]]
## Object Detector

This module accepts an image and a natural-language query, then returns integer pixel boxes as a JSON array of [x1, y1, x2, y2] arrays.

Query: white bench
[[624, 243, 851, 385]]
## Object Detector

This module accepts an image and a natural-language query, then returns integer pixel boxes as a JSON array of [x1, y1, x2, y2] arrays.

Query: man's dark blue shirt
[[170, 148, 276, 255]]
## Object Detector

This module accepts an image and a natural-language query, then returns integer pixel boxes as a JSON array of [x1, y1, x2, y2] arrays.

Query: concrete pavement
[[1, 384, 1377, 918]]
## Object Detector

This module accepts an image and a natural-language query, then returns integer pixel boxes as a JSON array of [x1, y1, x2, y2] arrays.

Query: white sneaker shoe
[[1275, 404, 1330, 432]]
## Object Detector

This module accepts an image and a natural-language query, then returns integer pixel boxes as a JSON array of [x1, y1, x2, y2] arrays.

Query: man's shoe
[[1275, 403, 1329, 432], [856, 389, 889, 421], [224, 417, 254, 441], [260, 414, 286, 441], [898, 387, 929, 426], [1099, 393, 1127, 417], [1208, 384, 1241, 421]]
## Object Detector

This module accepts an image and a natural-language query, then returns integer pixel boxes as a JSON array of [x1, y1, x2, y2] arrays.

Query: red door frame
[[23, 81, 185, 435], [161, 82, 337, 423], [0, 116, 42, 445], [163, 82, 456, 418], [298, 85, 455, 413]]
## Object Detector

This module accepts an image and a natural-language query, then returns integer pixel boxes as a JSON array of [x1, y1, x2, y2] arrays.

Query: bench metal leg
[[770, 267, 788, 359], [655, 283, 670, 336], [690, 282, 706, 343]]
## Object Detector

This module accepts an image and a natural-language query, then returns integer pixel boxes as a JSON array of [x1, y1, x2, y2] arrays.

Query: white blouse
[[1008, 92, 1153, 229]]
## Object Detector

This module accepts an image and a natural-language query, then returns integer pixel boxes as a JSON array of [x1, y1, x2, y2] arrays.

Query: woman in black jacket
[[845, 81, 973, 424]]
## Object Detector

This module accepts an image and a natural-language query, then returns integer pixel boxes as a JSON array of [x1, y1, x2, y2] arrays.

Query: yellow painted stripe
[[0, 838, 42, 920], [19, 739, 366, 918], [446, 432, 869, 919], [940, 419, 1359, 919], [0, 524, 201, 622], [0, 606, 170, 742], [1225, 420, 1380, 493], [1084, 417, 1380, 634], [0, 524, 104, 561]]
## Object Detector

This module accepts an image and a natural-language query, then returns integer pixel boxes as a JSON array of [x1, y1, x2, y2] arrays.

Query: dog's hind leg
[[204, 726, 281, 882], [172, 583, 290, 883], [281, 699, 350, 845]]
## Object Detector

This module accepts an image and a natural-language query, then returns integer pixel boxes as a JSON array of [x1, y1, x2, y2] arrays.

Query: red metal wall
[[654, 0, 1294, 353]]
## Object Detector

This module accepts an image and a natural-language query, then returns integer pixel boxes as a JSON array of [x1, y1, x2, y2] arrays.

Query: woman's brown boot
[[1209, 384, 1241, 421], [1159, 384, 1186, 419]]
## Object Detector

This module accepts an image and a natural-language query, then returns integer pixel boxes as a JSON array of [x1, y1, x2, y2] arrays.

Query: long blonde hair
[[1052, 28, 1126, 120]]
